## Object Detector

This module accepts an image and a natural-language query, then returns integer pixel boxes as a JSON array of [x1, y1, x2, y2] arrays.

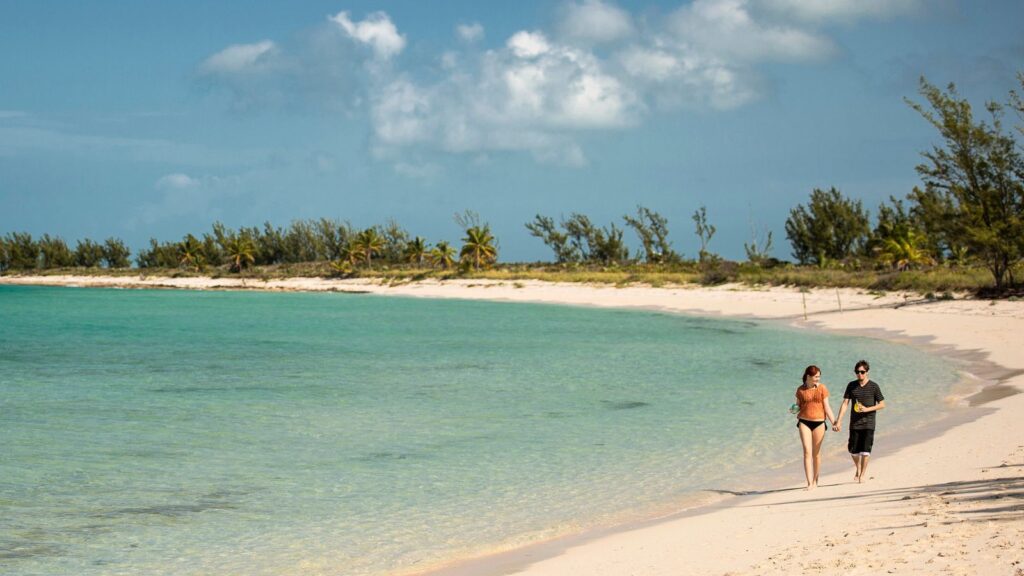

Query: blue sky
[[1, 0, 1022, 262]]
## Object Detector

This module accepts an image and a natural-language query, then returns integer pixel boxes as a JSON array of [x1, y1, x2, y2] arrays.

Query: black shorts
[[848, 429, 875, 454]]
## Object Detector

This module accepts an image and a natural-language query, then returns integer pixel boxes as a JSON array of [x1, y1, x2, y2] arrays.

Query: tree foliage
[[404, 236, 429, 266], [225, 236, 256, 273], [691, 205, 717, 263], [102, 238, 132, 268], [460, 226, 498, 270], [525, 215, 575, 263], [623, 205, 678, 263], [526, 212, 630, 265], [906, 78, 1024, 289], [178, 234, 205, 271], [38, 234, 75, 268], [869, 197, 934, 271], [785, 187, 870, 266], [430, 240, 456, 270], [2, 232, 40, 270], [354, 228, 385, 268], [744, 217, 774, 267]]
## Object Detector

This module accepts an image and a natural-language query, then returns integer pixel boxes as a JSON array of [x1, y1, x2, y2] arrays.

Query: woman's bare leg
[[798, 423, 815, 489], [811, 423, 826, 486]]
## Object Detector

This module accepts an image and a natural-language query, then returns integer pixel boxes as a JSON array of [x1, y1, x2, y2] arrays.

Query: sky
[[1, 0, 1022, 262]]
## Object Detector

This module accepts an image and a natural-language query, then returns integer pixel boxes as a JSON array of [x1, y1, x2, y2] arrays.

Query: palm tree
[[178, 235, 205, 271], [329, 259, 354, 277], [339, 240, 364, 267], [354, 228, 385, 268], [404, 236, 428, 266], [430, 240, 456, 270], [873, 226, 934, 271], [225, 236, 256, 273], [459, 226, 497, 270]]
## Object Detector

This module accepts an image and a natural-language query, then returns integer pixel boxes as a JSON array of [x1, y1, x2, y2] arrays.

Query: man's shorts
[[848, 428, 875, 454]]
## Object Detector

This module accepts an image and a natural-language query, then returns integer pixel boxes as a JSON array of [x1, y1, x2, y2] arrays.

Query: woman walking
[[794, 365, 837, 490]]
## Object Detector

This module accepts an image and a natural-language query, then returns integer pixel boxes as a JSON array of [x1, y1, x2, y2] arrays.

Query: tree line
[[0, 213, 497, 275], [2, 76, 1022, 290]]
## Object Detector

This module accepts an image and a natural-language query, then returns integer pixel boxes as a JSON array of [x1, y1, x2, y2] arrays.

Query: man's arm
[[864, 400, 885, 413]]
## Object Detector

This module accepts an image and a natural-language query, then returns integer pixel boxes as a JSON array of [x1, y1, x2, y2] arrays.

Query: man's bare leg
[[851, 453, 860, 480], [857, 454, 870, 483]]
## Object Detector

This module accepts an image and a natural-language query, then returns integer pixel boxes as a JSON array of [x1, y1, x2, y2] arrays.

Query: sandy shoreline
[[2, 274, 1022, 575]]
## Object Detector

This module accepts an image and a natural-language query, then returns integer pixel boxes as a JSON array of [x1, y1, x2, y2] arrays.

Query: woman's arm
[[833, 398, 849, 431], [824, 394, 837, 426]]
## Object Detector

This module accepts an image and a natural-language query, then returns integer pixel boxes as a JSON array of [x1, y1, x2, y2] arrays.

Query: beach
[[2, 274, 1022, 575]]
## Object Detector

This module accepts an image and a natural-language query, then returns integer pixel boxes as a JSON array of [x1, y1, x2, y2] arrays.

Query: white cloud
[[760, 0, 923, 22], [508, 31, 552, 59], [155, 173, 199, 190], [668, 0, 835, 63], [365, 30, 642, 166], [200, 41, 277, 73], [456, 22, 484, 43], [372, 78, 433, 145], [616, 45, 761, 110], [192, 4, 917, 167], [330, 11, 406, 60], [559, 0, 634, 44], [618, 47, 684, 82]]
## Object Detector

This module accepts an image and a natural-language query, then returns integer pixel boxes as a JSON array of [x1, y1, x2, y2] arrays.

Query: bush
[[700, 259, 739, 285]]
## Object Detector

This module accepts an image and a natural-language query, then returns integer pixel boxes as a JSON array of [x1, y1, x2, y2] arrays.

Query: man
[[833, 360, 885, 483]]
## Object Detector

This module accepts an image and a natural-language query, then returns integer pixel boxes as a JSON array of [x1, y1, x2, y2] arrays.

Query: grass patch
[[2, 261, 1018, 297]]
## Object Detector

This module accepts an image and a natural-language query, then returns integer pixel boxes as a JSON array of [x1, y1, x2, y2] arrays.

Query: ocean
[[0, 285, 960, 575]]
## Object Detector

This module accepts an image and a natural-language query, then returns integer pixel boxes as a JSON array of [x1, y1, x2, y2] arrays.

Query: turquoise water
[[0, 285, 959, 575]]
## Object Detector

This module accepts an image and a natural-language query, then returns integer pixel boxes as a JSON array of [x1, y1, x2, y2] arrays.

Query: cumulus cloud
[[507, 31, 552, 59], [330, 11, 406, 60], [367, 30, 641, 166], [761, 0, 923, 22], [559, 0, 634, 44], [200, 41, 277, 74], [197, 25, 363, 112], [456, 22, 484, 43], [195, 3, 918, 166], [667, 0, 835, 63]]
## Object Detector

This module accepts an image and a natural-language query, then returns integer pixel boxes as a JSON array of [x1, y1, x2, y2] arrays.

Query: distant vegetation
[[3, 76, 1023, 296]]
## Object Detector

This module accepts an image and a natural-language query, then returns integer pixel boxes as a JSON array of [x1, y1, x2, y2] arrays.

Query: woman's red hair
[[802, 365, 821, 384]]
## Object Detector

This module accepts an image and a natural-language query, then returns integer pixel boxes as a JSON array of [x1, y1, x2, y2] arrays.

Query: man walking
[[833, 360, 885, 483]]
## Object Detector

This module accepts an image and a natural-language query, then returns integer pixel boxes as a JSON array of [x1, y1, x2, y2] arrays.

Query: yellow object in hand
[[853, 401, 863, 413]]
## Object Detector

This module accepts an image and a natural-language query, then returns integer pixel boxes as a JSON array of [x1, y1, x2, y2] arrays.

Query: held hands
[[832, 422, 841, 432]]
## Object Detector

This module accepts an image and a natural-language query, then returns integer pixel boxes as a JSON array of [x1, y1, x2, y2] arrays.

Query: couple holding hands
[[793, 361, 886, 490]]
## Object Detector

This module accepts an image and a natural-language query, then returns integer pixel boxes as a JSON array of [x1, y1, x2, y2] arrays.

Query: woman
[[794, 365, 837, 490]]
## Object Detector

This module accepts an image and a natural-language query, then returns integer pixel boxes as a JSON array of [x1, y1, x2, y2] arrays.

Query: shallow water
[[0, 285, 959, 575]]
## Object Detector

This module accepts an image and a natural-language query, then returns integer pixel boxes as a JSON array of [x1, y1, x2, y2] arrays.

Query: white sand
[[3, 274, 1022, 575]]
